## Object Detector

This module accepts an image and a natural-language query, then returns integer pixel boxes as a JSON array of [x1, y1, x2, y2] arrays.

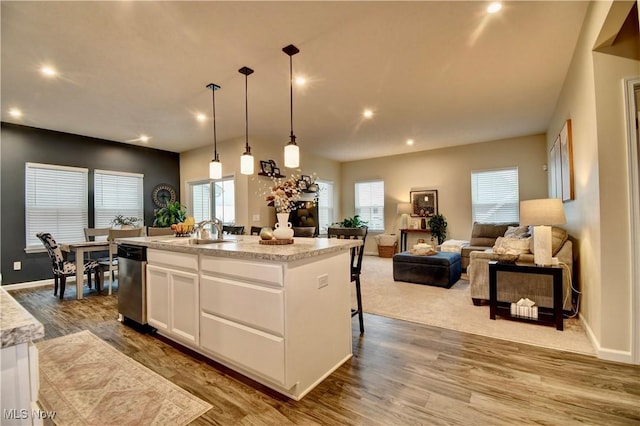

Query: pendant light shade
[[283, 44, 300, 169], [239, 66, 254, 175], [207, 83, 222, 180]]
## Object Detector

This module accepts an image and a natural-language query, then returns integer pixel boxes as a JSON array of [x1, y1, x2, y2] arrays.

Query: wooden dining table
[[59, 240, 110, 300]]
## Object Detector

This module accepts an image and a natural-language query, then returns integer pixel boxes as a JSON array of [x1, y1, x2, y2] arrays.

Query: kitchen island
[[117, 235, 362, 400], [1, 287, 44, 425]]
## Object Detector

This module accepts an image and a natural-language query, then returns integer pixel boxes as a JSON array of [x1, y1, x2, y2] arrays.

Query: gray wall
[[1, 123, 180, 284]]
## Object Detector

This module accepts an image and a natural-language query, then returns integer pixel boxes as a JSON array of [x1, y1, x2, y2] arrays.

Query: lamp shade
[[240, 152, 254, 175], [519, 198, 566, 226], [284, 142, 299, 168], [209, 160, 222, 180], [397, 203, 412, 215]]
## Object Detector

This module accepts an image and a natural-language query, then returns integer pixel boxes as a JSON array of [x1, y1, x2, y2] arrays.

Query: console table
[[489, 261, 564, 330], [399, 228, 431, 252]]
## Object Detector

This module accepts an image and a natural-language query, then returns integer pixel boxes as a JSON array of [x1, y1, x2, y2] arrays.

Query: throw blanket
[[440, 239, 470, 253]]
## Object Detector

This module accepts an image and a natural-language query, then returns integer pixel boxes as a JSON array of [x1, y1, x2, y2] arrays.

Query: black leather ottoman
[[393, 251, 462, 288]]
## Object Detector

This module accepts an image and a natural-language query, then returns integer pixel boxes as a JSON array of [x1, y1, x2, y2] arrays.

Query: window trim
[[354, 179, 385, 232], [470, 166, 519, 223], [25, 162, 89, 253], [93, 169, 144, 228]]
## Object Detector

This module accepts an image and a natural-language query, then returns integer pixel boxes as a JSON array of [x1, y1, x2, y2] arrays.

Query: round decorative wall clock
[[152, 183, 177, 208]]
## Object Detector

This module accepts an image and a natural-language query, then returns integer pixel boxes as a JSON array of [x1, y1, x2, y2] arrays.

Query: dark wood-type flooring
[[9, 284, 640, 425]]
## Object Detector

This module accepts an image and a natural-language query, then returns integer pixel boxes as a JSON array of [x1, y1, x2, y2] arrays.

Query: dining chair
[[98, 228, 144, 295], [327, 226, 368, 334], [223, 225, 245, 235], [293, 226, 316, 237], [147, 226, 174, 236], [250, 226, 262, 236], [83, 227, 110, 242], [36, 232, 102, 299]]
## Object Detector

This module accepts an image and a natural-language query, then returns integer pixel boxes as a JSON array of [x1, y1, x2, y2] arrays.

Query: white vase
[[273, 212, 294, 240]]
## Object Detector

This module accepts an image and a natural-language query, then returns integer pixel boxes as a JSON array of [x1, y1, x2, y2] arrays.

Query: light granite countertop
[[1, 286, 45, 348], [117, 235, 362, 262]]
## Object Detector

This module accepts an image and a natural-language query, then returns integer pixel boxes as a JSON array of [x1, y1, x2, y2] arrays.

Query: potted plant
[[153, 201, 186, 228], [111, 215, 141, 229], [337, 215, 368, 228], [428, 213, 448, 245]]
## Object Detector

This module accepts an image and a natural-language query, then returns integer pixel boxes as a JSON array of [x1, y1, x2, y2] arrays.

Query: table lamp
[[397, 203, 412, 229], [519, 198, 566, 266]]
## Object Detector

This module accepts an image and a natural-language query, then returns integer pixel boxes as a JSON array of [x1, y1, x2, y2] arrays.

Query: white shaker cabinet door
[[146, 264, 170, 334]]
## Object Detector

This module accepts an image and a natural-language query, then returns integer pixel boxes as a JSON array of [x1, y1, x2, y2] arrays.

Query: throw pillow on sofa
[[493, 236, 532, 255], [504, 225, 530, 238]]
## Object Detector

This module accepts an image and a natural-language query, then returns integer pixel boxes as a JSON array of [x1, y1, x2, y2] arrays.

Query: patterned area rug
[[36, 330, 212, 425], [357, 255, 595, 355]]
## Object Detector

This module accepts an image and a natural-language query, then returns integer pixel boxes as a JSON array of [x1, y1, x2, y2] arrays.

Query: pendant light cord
[[245, 73, 249, 151], [289, 55, 294, 138], [212, 86, 218, 161]]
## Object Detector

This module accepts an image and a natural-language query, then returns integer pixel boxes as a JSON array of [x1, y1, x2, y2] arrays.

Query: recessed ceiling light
[[9, 108, 23, 118], [406, 139, 414, 146], [196, 113, 206, 122], [487, 2, 502, 14], [295, 76, 306, 86], [363, 109, 373, 119], [139, 135, 150, 143], [40, 65, 58, 77]]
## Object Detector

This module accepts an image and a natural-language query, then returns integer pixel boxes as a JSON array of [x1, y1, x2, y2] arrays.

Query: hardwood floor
[[9, 285, 640, 425]]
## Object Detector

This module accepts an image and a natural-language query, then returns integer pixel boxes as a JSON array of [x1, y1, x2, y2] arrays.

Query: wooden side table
[[399, 228, 431, 252], [489, 261, 564, 330]]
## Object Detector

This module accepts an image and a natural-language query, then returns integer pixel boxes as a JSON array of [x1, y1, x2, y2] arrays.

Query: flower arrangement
[[264, 176, 302, 213]]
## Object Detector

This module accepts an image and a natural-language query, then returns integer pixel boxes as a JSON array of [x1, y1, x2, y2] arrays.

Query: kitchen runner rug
[[36, 330, 212, 425]]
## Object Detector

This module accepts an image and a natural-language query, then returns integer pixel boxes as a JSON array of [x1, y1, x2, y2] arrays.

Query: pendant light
[[283, 44, 300, 168], [239, 66, 254, 175], [207, 83, 222, 180]]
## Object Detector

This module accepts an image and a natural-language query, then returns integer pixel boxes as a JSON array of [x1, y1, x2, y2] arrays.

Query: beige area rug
[[36, 330, 212, 425], [358, 255, 596, 355]]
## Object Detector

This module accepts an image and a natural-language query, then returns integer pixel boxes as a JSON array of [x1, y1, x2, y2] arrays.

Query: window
[[190, 182, 211, 224], [94, 170, 144, 228], [25, 163, 88, 250], [471, 167, 519, 223], [188, 176, 235, 225], [355, 180, 384, 231], [317, 180, 334, 234]]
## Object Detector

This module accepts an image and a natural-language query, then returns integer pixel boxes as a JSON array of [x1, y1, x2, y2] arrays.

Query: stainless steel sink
[[153, 236, 241, 245], [188, 238, 236, 245]]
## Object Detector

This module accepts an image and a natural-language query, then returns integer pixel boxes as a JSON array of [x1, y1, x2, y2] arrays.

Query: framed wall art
[[410, 189, 438, 217], [559, 119, 574, 201], [549, 135, 562, 199]]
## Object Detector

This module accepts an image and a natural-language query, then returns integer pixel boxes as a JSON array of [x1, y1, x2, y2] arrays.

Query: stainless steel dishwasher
[[117, 244, 147, 326]]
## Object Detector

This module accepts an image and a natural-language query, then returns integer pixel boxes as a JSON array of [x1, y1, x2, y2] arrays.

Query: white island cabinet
[[146, 249, 199, 347], [121, 235, 361, 400], [1, 287, 45, 426]]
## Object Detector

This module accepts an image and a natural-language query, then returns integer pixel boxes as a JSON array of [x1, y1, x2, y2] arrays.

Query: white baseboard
[[580, 313, 633, 364], [2, 279, 57, 290]]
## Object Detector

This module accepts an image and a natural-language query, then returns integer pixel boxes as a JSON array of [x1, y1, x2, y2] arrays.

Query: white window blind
[[317, 180, 334, 234], [471, 167, 519, 223], [25, 162, 89, 250], [355, 180, 384, 231], [94, 170, 144, 228], [190, 182, 211, 224]]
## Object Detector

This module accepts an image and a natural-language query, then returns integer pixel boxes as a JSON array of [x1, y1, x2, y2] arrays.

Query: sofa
[[461, 222, 518, 269], [467, 225, 574, 311]]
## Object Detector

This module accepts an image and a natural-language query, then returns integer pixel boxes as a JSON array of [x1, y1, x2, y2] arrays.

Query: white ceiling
[[1, 1, 588, 162]]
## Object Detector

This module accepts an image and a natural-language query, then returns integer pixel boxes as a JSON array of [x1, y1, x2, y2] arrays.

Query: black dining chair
[[223, 225, 244, 235], [250, 226, 262, 236], [327, 226, 368, 334], [36, 232, 102, 299]]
